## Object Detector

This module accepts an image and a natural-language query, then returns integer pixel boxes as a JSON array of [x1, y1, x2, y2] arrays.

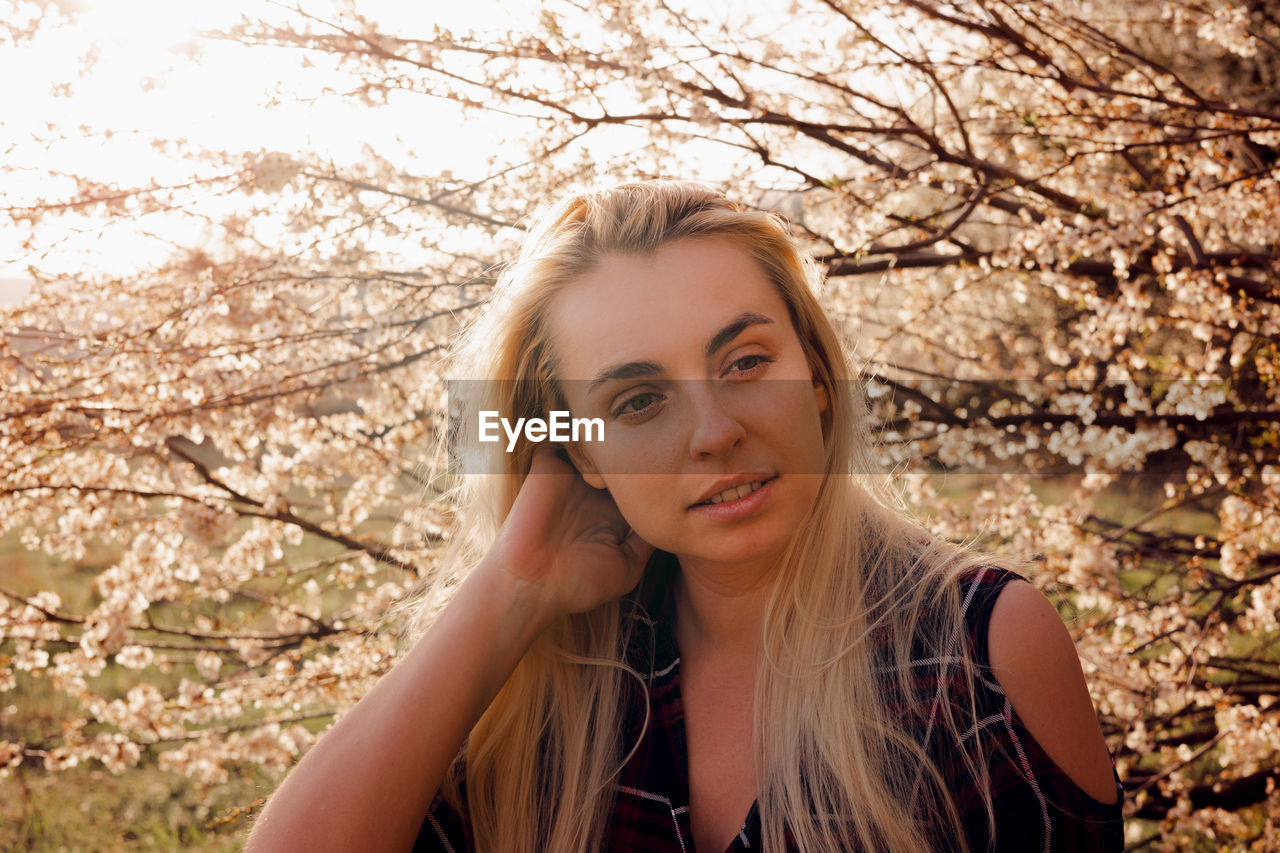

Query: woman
[[246, 181, 1124, 852]]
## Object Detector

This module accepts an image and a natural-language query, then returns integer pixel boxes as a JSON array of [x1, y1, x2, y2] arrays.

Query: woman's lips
[[691, 473, 776, 507], [688, 476, 777, 520]]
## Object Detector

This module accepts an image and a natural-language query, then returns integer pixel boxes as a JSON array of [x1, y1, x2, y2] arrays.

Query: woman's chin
[[672, 533, 791, 574]]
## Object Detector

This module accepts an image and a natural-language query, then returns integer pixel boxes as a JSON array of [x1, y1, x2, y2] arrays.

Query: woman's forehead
[[546, 237, 789, 380]]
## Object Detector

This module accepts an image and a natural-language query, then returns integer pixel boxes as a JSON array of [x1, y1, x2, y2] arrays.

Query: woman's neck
[[673, 554, 777, 659]]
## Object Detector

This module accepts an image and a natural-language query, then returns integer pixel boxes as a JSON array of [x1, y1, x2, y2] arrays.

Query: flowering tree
[[2, 0, 1279, 848]]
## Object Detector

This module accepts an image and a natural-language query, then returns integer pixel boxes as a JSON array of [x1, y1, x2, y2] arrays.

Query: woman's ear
[[811, 366, 829, 415], [564, 442, 608, 490]]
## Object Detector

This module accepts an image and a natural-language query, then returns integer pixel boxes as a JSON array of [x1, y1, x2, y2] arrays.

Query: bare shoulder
[[987, 579, 1120, 806]]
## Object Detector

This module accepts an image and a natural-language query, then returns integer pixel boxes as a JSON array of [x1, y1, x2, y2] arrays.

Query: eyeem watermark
[[478, 410, 604, 452]]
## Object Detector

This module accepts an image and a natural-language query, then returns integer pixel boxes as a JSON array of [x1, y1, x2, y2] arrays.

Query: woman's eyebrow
[[585, 312, 776, 396], [587, 360, 662, 395], [705, 311, 774, 356]]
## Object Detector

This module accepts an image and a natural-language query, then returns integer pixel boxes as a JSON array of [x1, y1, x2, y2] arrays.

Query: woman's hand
[[479, 443, 654, 621]]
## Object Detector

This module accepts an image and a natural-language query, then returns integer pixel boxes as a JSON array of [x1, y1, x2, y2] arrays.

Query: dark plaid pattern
[[416, 558, 1124, 852]]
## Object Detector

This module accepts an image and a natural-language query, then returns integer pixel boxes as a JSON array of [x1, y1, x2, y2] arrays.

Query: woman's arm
[[245, 560, 553, 852], [986, 579, 1119, 805], [245, 446, 651, 852]]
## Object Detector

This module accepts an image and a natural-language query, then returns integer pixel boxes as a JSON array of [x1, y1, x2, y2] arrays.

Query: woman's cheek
[[609, 477, 681, 544], [599, 425, 682, 477]]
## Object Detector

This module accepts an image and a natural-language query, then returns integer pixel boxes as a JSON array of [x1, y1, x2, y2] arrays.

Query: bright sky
[[0, 0, 791, 305], [1, 0, 533, 299]]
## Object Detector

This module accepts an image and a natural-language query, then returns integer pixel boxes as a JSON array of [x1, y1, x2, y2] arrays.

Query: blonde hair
[[412, 181, 1001, 851]]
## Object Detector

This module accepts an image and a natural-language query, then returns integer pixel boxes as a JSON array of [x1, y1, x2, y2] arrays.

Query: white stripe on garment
[[874, 654, 971, 674], [958, 712, 1006, 745], [617, 786, 689, 852], [650, 657, 680, 679], [1002, 698, 1052, 853], [907, 567, 989, 805], [425, 809, 456, 853]]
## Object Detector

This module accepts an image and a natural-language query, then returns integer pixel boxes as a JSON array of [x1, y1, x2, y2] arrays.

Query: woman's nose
[[686, 382, 746, 459]]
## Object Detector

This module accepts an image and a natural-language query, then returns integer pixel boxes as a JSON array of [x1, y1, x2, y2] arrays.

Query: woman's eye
[[727, 354, 774, 376], [612, 392, 663, 420]]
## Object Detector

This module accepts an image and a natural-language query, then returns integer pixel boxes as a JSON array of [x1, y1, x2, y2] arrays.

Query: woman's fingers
[[489, 442, 649, 615], [623, 526, 654, 559], [525, 442, 580, 487]]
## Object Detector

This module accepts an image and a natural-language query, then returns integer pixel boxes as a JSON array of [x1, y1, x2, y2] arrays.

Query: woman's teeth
[[705, 480, 765, 504]]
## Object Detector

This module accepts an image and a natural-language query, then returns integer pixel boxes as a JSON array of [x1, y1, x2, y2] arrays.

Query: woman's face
[[550, 236, 829, 576]]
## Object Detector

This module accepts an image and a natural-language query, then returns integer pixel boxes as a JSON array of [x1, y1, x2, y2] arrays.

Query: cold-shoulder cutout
[[986, 578, 1120, 806]]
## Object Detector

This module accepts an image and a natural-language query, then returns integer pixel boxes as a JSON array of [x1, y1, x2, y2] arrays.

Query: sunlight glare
[[79, 0, 225, 41]]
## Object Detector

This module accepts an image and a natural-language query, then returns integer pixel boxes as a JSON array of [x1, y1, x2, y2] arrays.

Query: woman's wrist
[[463, 553, 562, 651]]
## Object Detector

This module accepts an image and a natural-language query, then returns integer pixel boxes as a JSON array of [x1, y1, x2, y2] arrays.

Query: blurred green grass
[[1, 761, 267, 852]]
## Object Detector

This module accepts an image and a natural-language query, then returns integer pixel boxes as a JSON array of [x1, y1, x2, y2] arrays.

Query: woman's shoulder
[[937, 566, 1126, 845], [983, 575, 1125, 807], [952, 564, 1029, 671]]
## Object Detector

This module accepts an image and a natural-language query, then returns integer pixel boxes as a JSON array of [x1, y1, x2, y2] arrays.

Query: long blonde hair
[[412, 181, 1001, 851]]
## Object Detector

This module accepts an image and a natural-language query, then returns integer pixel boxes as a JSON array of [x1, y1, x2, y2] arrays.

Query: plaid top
[[415, 556, 1124, 852]]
